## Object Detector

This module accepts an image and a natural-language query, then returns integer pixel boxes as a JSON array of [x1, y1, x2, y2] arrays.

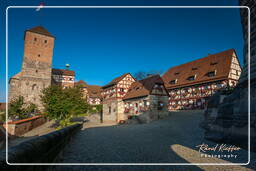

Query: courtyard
[[49, 110, 255, 171]]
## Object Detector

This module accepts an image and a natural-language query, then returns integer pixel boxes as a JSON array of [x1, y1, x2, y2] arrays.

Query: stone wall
[[0, 123, 82, 170], [3, 115, 46, 136], [103, 99, 118, 122], [202, 0, 256, 151]]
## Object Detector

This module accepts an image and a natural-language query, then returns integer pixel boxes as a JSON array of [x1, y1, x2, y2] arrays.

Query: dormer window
[[174, 72, 180, 75], [210, 62, 218, 65], [192, 67, 198, 70], [169, 79, 177, 84], [187, 75, 196, 81], [207, 71, 216, 77]]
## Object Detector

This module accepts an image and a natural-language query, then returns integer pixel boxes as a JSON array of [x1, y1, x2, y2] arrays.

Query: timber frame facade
[[162, 49, 242, 110]]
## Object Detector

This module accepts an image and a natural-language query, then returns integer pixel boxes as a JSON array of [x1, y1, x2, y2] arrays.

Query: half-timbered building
[[75, 80, 102, 105], [162, 49, 242, 110], [123, 75, 169, 122], [102, 73, 136, 122], [52, 68, 75, 88], [87, 85, 102, 105]]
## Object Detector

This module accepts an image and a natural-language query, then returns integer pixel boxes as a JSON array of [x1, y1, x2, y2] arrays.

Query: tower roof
[[26, 26, 54, 37]]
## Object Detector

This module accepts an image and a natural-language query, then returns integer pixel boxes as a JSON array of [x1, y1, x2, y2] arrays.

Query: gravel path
[[50, 111, 255, 171]]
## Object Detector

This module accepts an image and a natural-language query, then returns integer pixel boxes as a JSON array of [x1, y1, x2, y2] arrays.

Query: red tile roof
[[26, 26, 54, 37], [75, 80, 87, 87], [123, 75, 164, 100], [52, 68, 75, 76], [102, 73, 132, 88], [162, 49, 237, 89], [87, 85, 102, 98]]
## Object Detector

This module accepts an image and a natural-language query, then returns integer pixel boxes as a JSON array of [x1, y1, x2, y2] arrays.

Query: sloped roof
[[75, 80, 87, 87], [102, 73, 131, 88], [87, 85, 102, 98], [162, 49, 237, 89], [26, 26, 54, 37], [52, 68, 75, 76], [123, 75, 164, 100]]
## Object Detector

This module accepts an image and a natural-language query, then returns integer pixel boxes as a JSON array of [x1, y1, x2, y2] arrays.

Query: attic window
[[210, 62, 218, 65], [207, 71, 216, 77], [192, 67, 198, 70], [187, 75, 196, 81], [174, 72, 180, 75], [169, 79, 177, 84]]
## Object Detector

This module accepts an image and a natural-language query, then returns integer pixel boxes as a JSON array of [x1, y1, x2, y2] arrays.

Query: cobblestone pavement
[[50, 111, 255, 171]]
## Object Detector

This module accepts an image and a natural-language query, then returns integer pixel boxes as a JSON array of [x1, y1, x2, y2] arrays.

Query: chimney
[[65, 64, 70, 70]]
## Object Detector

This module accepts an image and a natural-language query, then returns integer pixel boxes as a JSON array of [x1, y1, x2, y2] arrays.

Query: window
[[187, 75, 195, 81], [38, 54, 40, 57], [120, 88, 124, 92], [44, 40, 47, 43], [174, 72, 180, 75], [236, 70, 239, 76], [35, 70, 38, 73], [192, 67, 198, 70], [169, 79, 177, 84], [109, 106, 111, 114], [32, 84, 36, 90], [207, 71, 216, 77], [34, 37, 37, 41], [69, 78, 73, 81], [210, 62, 218, 65]]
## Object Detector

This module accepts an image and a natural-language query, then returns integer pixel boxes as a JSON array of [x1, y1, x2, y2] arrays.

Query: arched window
[[32, 84, 36, 90]]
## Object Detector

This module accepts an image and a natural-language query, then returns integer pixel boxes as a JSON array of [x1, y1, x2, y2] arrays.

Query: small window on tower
[[34, 37, 37, 41], [44, 40, 47, 43], [38, 54, 40, 57]]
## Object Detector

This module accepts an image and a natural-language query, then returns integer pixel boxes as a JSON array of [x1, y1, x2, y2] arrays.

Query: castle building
[[102, 73, 136, 122], [9, 26, 55, 108], [162, 49, 242, 110], [9, 26, 75, 109], [52, 68, 75, 88], [123, 75, 169, 122], [75, 80, 102, 105]]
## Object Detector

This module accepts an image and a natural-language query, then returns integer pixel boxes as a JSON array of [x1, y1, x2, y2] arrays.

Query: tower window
[[38, 54, 40, 57], [34, 38, 37, 41], [32, 84, 37, 90], [44, 40, 47, 43]]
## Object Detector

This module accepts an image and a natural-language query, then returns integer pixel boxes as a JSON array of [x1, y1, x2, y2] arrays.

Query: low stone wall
[[3, 115, 47, 136], [0, 123, 82, 170]]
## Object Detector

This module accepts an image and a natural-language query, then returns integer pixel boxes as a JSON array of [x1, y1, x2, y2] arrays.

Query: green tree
[[8, 96, 26, 120], [41, 85, 89, 128], [8, 96, 39, 120]]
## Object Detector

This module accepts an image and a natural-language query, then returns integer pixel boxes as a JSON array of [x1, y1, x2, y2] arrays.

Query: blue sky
[[0, 0, 244, 102]]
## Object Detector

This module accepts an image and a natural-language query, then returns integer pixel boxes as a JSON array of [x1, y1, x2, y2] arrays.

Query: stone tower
[[9, 26, 55, 109]]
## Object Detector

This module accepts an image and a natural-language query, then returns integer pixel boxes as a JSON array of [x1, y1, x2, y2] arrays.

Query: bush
[[88, 104, 102, 114], [41, 85, 89, 128], [8, 96, 39, 120]]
